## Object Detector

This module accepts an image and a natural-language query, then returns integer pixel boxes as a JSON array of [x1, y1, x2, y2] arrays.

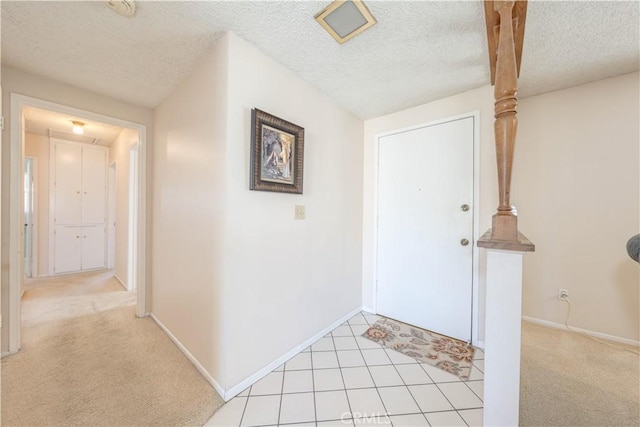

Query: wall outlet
[[294, 205, 305, 220], [558, 288, 569, 300]]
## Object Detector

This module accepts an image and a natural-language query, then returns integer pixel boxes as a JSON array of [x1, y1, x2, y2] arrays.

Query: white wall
[[515, 72, 639, 342], [109, 128, 139, 286], [152, 32, 364, 393], [363, 86, 498, 343], [363, 72, 640, 344], [1, 65, 153, 352], [24, 132, 50, 277], [221, 32, 363, 388], [152, 36, 229, 381]]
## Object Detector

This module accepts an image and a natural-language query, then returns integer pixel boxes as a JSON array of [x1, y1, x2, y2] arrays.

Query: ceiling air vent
[[315, 0, 376, 44], [49, 129, 101, 145]]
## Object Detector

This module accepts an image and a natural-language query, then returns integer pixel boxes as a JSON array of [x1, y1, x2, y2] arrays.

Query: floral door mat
[[362, 316, 476, 380]]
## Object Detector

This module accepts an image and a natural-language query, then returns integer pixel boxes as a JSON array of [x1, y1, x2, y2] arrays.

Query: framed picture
[[250, 108, 305, 194]]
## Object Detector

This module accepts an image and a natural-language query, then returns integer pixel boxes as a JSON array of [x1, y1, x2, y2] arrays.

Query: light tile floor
[[206, 312, 484, 426]]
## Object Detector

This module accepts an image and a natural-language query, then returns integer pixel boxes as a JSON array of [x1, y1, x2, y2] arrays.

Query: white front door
[[376, 116, 475, 342]]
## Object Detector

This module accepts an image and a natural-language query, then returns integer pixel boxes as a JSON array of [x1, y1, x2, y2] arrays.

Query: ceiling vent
[[106, 0, 136, 17], [315, 0, 376, 44], [49, 129, 101, 145]]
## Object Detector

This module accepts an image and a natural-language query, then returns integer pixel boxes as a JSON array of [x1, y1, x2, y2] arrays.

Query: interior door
[[82, 146, 107, 224], [376, 116, 474, 342], [54, 226, 82, 274], [54, 143, 82, 225], [81, 225, 106, 270]]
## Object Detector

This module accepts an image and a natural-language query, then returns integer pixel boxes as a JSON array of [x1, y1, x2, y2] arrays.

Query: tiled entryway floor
[[206, 312, 484, 426]]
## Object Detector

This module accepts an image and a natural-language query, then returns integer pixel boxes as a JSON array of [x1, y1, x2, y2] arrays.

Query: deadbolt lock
[[460, 238, 469, 246], [461, 204, 470, 212]]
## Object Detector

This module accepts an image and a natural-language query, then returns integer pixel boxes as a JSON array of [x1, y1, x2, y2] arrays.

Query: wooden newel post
[[479, 3, 534, 425], [492, 1, 520, 241], [479, 0, 533, 251]]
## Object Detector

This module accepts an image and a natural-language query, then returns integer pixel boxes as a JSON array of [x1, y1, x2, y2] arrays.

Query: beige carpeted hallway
[[2, 270, 224, 426], [520, 320, 640, 427]]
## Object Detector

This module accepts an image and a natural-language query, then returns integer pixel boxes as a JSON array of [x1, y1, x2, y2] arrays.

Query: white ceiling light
[[315, 0, 376, 44], [106, 0, 136, 17], [71, 121, 85, 135]]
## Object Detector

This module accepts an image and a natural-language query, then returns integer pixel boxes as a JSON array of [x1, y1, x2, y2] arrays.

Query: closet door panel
[[54, 143, 82, 225], [81, 225, 105, 270], [82, 146, 107, 224], [54, 226, 82, 274]]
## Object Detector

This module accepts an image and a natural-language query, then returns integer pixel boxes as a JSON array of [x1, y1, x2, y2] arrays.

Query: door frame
[[372, 112, 481, 345], [127, 144, 139, 292], [24, 156, 37, 279], [8, 93, 149, 354], [107, 161, 117, 271]]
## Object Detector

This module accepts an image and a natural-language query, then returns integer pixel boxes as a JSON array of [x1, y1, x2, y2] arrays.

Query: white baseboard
[[522, 316, 640, 347], [223, 306, 365, 401], [361, 306, 375, 314], [114, 274, 128, 291], [151, 306, 366, 402], [1, 351, 11, 359], [150, 313, 226, 399]]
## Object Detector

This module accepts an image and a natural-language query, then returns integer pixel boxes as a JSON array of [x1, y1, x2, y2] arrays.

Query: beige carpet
[[22, 270, 137, 327], [2, 272, 224, 426], [520, 320, 640, 426], [363, 316, 475, 380]]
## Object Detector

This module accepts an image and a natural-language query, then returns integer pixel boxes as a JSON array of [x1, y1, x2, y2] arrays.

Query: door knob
[[460, 238, 469, 246], [461, 204, 470, 212]]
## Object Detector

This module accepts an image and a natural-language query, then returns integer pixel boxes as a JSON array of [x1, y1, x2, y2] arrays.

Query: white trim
[[107, 161, 117, 271], [113, 274, 127, 291], [362, 306, 375, 314], [224, 306, 364, 401], [1, 352, 10, 359], [150, 306, 365, 403], [372, 111, 482, 345], [8, 93, 149, 354], [9, 96, 23, 352], [127, 144, 139, 292], [522, 316, 640, 347], [150, 313, 226, 399]]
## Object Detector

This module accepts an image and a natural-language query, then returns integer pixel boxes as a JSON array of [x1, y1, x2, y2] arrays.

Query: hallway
[[22, 269, 136, 327], [2, 270, 223, 426]]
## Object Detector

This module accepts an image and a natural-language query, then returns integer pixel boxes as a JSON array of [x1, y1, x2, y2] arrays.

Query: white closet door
[[54, 143, 82, 224], [82, 146, 107, 224], [54, 226, 82, 274], [81, 225, 105, 270]]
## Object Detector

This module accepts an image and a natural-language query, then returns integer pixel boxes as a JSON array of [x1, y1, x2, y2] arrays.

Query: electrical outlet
[[558, 288, 569, 300]]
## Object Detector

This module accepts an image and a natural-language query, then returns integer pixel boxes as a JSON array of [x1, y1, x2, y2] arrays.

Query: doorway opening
[[7, 94, 148, 354]]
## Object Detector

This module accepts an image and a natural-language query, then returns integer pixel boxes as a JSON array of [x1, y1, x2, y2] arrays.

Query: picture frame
[[250, 108, 305, 194]]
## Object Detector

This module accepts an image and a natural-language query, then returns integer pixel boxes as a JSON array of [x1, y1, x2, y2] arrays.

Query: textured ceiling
[[24, 106, 125, 147], [2, 1, 639, 120]]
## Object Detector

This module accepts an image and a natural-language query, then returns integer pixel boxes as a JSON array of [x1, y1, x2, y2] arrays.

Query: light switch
[[294, 205, 305, 220]]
